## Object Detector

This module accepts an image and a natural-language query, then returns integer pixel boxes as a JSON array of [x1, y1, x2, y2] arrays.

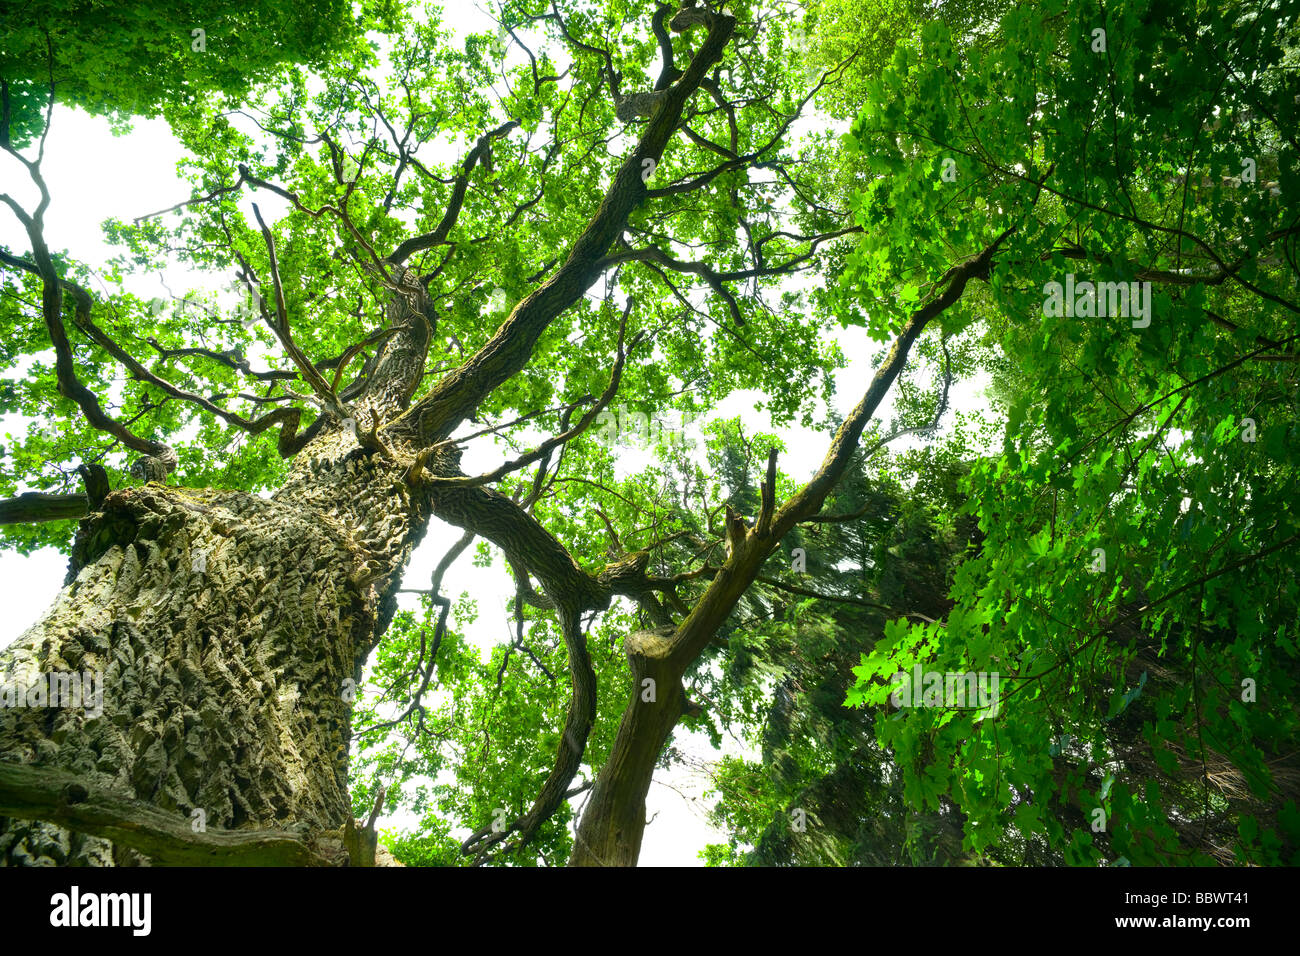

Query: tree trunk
[[569, 630, 683, 866], [0, 427, 430, 865]]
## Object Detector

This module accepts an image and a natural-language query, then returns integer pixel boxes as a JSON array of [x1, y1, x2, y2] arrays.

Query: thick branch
[[0, 761, 338, 866], [462, 604, 596, 864], [429, 485, 609, 612], [770, 229, 1015, 540], [392, 12, 737, 445], [0, 463, 109, 525], [0, 491, 86, 525]]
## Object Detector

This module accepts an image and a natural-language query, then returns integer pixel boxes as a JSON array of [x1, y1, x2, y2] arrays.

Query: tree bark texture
[[0, 426, 433, 865]]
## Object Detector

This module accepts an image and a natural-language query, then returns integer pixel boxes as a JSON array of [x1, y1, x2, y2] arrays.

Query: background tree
[[0, 0, 368, 146], [840, 0, 1300, 865]]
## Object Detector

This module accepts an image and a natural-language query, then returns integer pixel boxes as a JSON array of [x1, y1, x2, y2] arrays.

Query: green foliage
[[0, 0, 368, 146], [841, 0, 1300, 865]]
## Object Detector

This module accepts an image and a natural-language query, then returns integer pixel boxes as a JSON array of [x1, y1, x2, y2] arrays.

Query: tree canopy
[[1, 0, 1297, 867]]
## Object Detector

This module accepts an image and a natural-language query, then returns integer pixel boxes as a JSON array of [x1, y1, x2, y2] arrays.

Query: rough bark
[[0, 228, 450, 866], [0, 425, 435, 865]]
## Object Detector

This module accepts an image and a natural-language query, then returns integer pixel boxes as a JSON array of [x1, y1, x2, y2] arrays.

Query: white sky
[[0, 7, 992, 865]]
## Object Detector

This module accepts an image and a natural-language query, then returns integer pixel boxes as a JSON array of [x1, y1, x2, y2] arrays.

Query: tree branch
[[390, 11, 738, 446], [388, 120, 520, 265], [250, 203, 350, 419], [0, 761, 340, 866], [418, 307, 643, 488]]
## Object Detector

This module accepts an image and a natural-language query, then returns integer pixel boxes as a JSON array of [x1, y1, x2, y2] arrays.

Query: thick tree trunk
[[0, 428, 429, 865]]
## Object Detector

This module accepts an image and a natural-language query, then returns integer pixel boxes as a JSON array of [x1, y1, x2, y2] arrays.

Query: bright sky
[[0, 7, 991, 866]]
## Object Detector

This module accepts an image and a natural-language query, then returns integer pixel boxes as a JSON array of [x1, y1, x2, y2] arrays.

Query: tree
[[707, 0, 1300, 869], [0, 0, 903, 866], [839, 0, 1300, 865], [0, 0, 367, 145]]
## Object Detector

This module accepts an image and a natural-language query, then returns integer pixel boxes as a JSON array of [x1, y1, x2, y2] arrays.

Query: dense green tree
[[0, 0, 370, 145], [841, 0, 1300, 865]]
